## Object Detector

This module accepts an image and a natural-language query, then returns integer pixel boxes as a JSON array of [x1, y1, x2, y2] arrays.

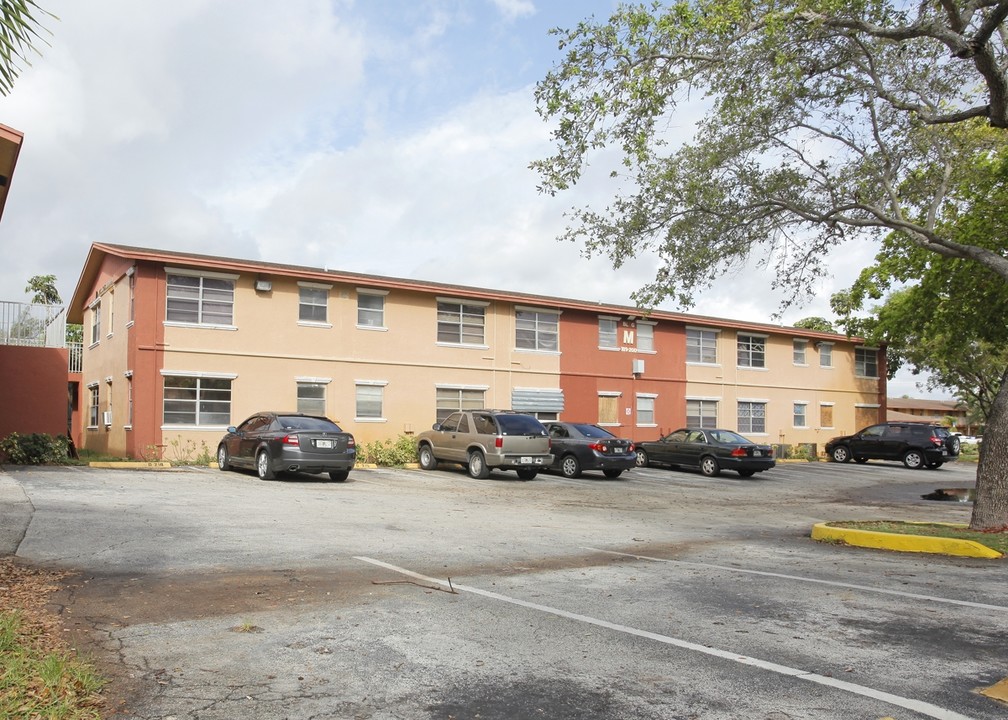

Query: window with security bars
[[299, 286, 328, 323], [166, 274, 234, 326], [516, 310, 559, 351], [437, 302, 485, 345], [435, 387, 485, 424], [297, 382, 326, 415], [686, 399, 718, 429], [686, 328, 717, 363], [163, 376, 232, 426], [598, 395, 619, 424], [356, 384, 384, 419], [737, 334, 766, 368], [855, 348, 878, 377], [738, 401, 766, 433]]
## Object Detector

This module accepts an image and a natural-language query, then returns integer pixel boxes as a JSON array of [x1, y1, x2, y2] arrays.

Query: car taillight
[[347, 437, 355, 448], [731, 447, 747, 457], [930, 435, 943, 446], [282, 434, 299, 446], [628, 443, 635, 452], [495, 436, 503, 448], [588, 442, 611, 453]]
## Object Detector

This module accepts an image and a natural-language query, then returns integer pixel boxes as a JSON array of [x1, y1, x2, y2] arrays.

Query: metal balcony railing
[[0, 300, 68, 348]]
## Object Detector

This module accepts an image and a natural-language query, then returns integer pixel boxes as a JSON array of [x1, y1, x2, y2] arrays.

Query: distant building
[[886, 397, 979, 434]]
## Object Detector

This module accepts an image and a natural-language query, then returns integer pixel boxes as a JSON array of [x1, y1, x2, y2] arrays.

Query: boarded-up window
[[855, 406, 878, 429], [820, 404, 834, 428], [598, 395, 619, 424]]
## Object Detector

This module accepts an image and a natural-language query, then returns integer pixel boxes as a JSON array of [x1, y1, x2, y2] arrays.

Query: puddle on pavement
[[921, 488, 975, 502]]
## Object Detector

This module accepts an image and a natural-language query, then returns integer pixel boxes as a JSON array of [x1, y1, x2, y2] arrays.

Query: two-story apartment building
[[68, 243, 885, 460]]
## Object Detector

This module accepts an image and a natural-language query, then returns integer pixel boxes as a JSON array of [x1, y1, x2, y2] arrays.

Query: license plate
[[316, 439, 333, 449], [753, 450, 762, 457], [520, 456, 533, 464]]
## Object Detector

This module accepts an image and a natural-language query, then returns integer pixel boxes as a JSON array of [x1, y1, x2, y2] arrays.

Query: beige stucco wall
[[157, 273, 562, 454], [685, 328, 881, 448]]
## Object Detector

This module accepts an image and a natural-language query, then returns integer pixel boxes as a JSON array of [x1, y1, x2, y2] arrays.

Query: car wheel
[[947, 436, 961, 456], [925, 460, 943, 470], [831, 446, 851, 463], [468, 451, 490, 479], [902, 449, 924, 469], [418, 444, 438, 471], [700, 456, 720, 477], [635, 449, 649, 468], [217, 444, 231, 471], [329, 470, 349, 482], [560, 455, 581, 478], [738, 469, 755, 478], [854, 457, 868, 464], [603, 469, 623, 479], [256, 450, 275, 480], [516, 468, 538, 480]]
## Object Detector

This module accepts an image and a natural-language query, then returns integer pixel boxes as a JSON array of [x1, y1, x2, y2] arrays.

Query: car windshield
[[496, 414, 546, 436], [278, 415, 342, 432], [571, 423, 615, 439], [709, 430, 750, 444]]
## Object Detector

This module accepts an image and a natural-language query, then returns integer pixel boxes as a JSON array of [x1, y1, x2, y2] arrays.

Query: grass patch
[[0, 611, 105, 719], [828, 521, 1008, 555]]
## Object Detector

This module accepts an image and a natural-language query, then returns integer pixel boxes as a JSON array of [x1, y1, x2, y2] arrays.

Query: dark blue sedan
[[544, 422, 637, 479], [634, 428, 774, 478]]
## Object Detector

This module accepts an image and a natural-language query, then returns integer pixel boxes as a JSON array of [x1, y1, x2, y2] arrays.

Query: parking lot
[[2, 459, 1006, 719]]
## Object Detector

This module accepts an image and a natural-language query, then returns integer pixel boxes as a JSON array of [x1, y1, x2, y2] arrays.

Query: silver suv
[[416, 410, 553, 479]]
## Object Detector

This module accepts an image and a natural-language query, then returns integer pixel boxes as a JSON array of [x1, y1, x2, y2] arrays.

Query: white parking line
[[355, 555, 975, 720], [583, 547, 1008, 612]]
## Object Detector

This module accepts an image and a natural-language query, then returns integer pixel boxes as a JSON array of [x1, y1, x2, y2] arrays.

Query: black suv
[[825, 422, 960, 469]]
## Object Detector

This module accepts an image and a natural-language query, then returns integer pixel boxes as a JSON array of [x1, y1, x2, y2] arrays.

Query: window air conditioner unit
[[632, 359, 645, 375], [102, 410, 112, 426]]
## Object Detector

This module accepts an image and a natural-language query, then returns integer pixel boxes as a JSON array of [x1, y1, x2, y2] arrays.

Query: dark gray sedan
[[217, 412, 356, 482], [634, 428, 774, 478], [544, 422, 637, 479]]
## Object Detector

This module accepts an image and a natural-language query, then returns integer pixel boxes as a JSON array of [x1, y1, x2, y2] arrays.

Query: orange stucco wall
[[0, 345, 71, 443]]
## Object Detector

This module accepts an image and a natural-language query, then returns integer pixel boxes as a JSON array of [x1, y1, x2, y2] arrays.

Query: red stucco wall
[[0, 346, 71, 442]]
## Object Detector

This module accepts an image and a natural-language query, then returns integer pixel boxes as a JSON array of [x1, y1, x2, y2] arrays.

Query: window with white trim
[[793, 339, 807, 365], [819, 343, 833, 368], [738, 401, 766, 434], [516, 309, 559, 351], [855, 348, 878, 378], [636, 394, 656, 425], [88, 384, 99, 427], [107, 289, 114, 337], [163, 375, 232, 426], [90, 300, 101, 345], [126, 375, 134, 426], [128, 271, 136, 323], [436, 387, 486, 423], [793, 402, 807, 428], [357, 291, 386, 328], [355, 383, 385, 420], [636, 322, 654, 352], [297, 382, 327, 415], [737, 334, 766, 368], [598, 317, 618, 348], [298, 285, 328, 323], [437, 301, 485, 345], [166, 273, 235, 326], [686, 328, 717, 364], [686, 399, 718, 429]]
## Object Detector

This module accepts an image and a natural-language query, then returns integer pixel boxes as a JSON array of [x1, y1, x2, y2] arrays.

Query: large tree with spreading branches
[[532, 0, 1008, 530]]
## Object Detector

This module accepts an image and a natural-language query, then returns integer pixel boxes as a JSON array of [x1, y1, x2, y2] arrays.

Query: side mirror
[[432, 423, 442, 431], [227, 426, 238, 434]]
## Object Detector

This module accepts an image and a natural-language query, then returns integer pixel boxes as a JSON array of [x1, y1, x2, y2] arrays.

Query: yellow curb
[[811, 522, 1003, 559], [88, 461, 172, 469], [980, 677, 1008, 702]]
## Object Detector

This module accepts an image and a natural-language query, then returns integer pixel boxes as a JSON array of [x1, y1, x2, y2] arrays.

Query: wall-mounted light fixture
[[255, 276, 272, 292]]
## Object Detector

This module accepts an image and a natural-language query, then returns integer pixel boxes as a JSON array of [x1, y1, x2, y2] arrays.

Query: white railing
[[68, 341, 82, 373], [0, 301, 67, 348]]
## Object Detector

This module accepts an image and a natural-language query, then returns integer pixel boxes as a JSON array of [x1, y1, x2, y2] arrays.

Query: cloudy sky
[[1, 0, 941, 397]]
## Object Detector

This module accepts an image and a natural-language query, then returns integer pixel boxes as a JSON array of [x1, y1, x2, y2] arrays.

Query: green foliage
[[25, 274, 61, 304], [0, 432, 69, 464], [533, 1, 1008, 314], [0, 611, 105, 720], [792, 317, 835, 333], [0, 1, 56, 96], [358, 435, 419, 466]]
